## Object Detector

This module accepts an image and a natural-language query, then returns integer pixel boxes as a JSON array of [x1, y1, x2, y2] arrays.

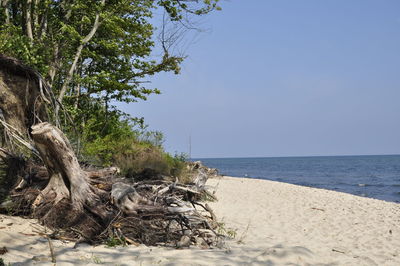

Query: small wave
[[356, 183, 387, 187]]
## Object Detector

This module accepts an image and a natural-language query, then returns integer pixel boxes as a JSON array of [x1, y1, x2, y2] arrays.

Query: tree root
[[2, 123, 223, 248]]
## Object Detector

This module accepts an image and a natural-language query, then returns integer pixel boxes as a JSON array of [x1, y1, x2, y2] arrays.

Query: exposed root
[[32, 173, 69, 209], [4, 161, 223, 247], [2, 121, 223, 248]]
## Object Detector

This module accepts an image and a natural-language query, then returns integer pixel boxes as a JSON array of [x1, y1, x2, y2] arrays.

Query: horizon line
[[192, 153, 400, 160]]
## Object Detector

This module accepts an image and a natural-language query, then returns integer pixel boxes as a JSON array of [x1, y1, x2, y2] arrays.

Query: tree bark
[[33, 0, 39, 34], [1, 0, 10, 24], [25, 0, 34, 41], [56, 0, 105, 115], [31, 122, 93, 210], [47, 43, 59, 87], [38, 6, 48, 40]]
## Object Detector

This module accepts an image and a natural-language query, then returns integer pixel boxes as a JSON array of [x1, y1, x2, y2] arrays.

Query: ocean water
[[197, 155, 400, 203]]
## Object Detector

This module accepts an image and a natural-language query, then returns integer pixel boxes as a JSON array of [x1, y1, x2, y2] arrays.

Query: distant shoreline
[[193, 153, 400, 160]]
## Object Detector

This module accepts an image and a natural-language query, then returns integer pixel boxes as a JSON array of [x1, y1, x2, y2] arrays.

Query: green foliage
[[73, 101, 188, 179], [0, 257, 11, 266], [91, 255, 103, 264], [106, 236, 126, 248], [0, 1, 219, 180], [82, 120, 188, 180], [0, 24, 45, 69], [200, 190, 217, 202], [0, 0, 220, 110], [217, 222, 237, 239]]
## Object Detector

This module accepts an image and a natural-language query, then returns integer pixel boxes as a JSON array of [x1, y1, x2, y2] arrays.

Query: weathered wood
[[31, 122, 92, 210], [111, 182, 162, 215], [87, 167, 120, 179], [193, 169, 208, 189]]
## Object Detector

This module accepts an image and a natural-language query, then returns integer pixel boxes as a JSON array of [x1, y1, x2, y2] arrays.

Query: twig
[[47, 237, 56, 263], [174, 185, 200, 194], [332, 248, 345, 254], [0, 117, 40, 157], [205, 203, 216, 221], [237, 221, 251, 244], [70, 227, 87, 239], [311, 207, 325, 212], [0, 147, 13, 157], [99, 211, 122, 237]]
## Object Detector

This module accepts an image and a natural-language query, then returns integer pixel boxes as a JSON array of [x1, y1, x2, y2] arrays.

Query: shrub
[[80, 115, 189, 181], [113, 141, 189, 181]]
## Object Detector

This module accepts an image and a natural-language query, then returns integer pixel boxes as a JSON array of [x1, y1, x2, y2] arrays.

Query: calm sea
[[197, 155, 400, 203]]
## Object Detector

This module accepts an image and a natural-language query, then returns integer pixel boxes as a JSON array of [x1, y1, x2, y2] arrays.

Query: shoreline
[[219, 174, 400, 204], [199, 155, 400, 204], [1, 176, 399, 265]]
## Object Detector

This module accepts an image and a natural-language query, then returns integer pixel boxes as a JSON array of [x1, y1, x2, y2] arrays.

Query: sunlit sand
[[1, 176, 399, 265]]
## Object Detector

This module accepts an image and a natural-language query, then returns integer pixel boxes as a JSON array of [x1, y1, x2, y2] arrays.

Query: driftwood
[[31, 123, 102, 210], [0, 55, 223, 247], [1, 122, 222, 247]]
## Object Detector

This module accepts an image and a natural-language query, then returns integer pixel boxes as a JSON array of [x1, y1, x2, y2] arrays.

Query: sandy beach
[[1, 176, 399, 265]]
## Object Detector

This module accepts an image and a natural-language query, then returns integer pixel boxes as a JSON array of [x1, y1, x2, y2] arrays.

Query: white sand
[[1, 176, 399, 265]]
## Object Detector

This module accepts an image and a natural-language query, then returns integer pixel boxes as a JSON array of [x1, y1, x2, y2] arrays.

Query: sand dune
[[1, 176, 399, 265]]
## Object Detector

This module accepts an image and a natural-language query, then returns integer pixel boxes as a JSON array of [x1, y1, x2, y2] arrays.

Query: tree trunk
[[56, 0, 105, 116], [1, 0, 10, 24], [31, 122, 93, 210], [25, 0, 34, 41]]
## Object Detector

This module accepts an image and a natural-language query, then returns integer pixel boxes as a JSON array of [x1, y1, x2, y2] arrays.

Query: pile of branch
[[103, 179, 220, 247], [2, 144, 222, 248]]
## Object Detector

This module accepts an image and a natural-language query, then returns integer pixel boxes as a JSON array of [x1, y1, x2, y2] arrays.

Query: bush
[[80, 115, 189, 181], [113, 141, 189, 181]]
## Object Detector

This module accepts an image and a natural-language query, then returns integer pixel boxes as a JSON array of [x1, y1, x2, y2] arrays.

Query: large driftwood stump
[[31, 122, 90, 208], [31, 122, 111, 225]]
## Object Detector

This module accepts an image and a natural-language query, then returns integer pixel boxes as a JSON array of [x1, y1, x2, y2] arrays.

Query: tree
[[0, 0, 220, 143]]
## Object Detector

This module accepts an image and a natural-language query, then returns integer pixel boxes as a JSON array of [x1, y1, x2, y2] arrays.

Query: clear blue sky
[[119, 0, 400, 158]]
